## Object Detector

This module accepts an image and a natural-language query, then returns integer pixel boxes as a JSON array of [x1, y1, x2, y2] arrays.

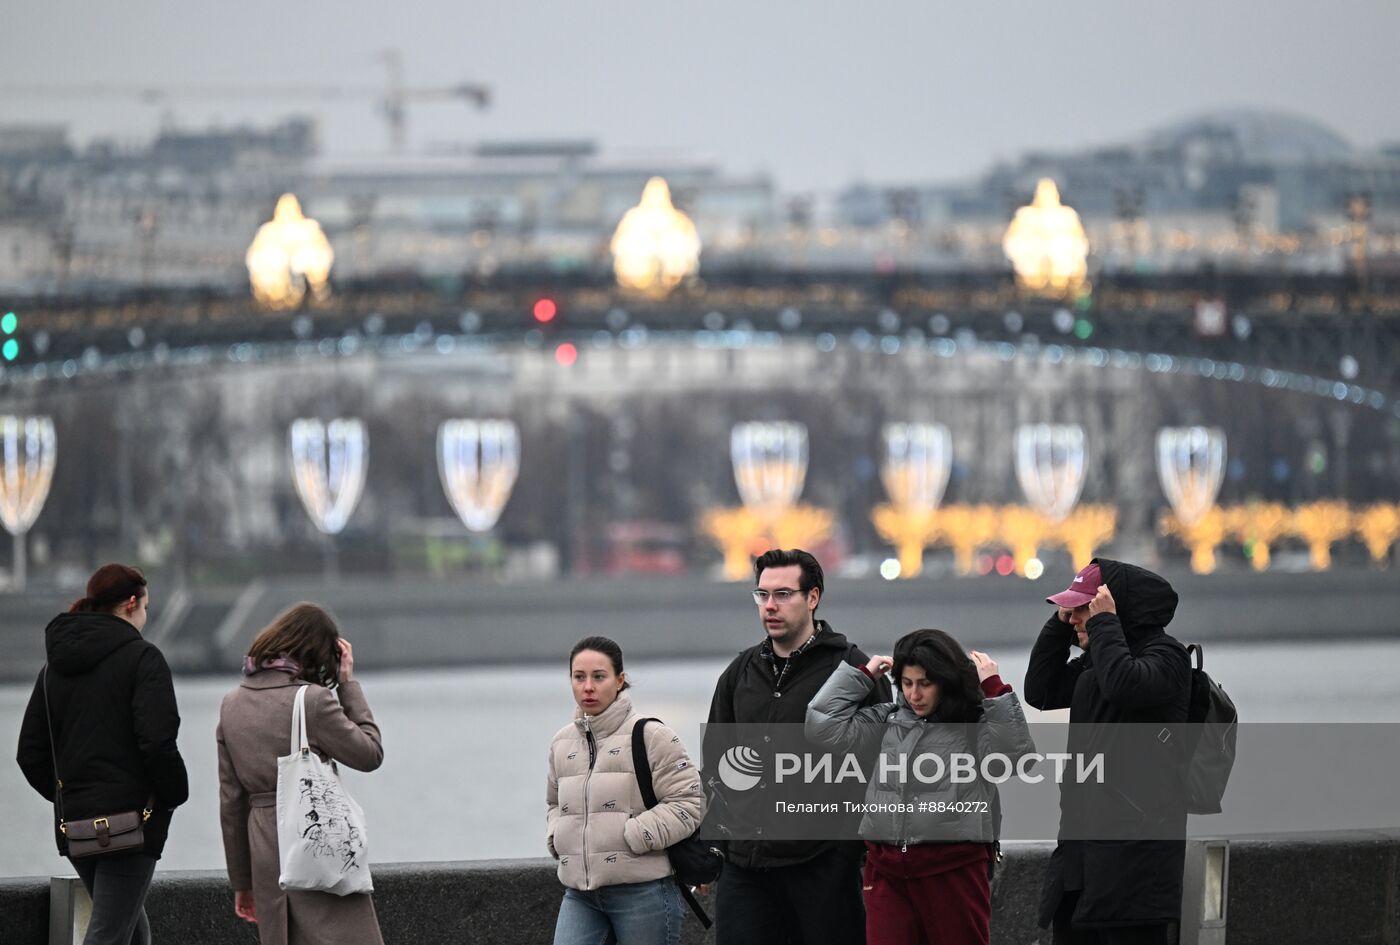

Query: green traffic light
[[1, 312, 15, 335], [1073, 319, 1094, 340], [2, 339, 18, 361]]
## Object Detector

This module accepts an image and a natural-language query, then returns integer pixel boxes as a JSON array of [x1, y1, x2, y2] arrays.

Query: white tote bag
[[275, 685, 373, 895]]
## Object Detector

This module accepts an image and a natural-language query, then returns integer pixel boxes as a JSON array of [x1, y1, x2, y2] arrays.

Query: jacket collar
[[574, 692, 635, 740], [240, 669, 304, 690]]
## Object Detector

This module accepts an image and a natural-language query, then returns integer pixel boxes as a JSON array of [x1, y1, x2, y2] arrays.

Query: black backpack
[[632, 718, 724, 929], [1182, 644, 1239, 815]]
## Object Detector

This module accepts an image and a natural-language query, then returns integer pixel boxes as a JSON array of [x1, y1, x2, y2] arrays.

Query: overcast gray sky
[[3, 1, 1398, 191]]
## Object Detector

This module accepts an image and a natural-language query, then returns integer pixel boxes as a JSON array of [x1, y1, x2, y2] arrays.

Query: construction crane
[[1, 49, 489, 153]]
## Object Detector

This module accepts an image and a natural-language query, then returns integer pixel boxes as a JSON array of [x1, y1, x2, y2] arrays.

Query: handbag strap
[[290, 685, 311, 755], [41, 665, 66, 827], [41, 663, 157, 829]]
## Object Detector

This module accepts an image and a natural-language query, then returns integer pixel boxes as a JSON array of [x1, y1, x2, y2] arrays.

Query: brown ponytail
[[70, 564, 148, 614]]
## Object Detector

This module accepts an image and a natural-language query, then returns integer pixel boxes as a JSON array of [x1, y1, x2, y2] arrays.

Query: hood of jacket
[[1093, 558, 1178, 640], [44, 612, 143, 675]]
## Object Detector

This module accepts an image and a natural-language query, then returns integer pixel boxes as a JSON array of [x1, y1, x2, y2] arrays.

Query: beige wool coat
[[546, 693, 705, 891], [217, 671, 385, 945]]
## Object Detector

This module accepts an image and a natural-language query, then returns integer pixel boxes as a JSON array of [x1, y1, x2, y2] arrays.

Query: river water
[[3, 638, 1397, 879]]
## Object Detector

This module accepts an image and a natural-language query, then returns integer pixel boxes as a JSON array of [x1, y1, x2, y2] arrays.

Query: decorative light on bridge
[[610, 177, 701, 297], [246, 194, 334, 310], [731, 422, 808, 512], [1355, 503, 1400, 568], [872, 423, 952, 578], [437, 419, 520, 532], [1223, 501, 1290, 571], [1290, 501, 1352, 572], [1156, 427, 1227, 573], [1003, 179, 1089, 297], [1005, 425, 1083, 576], [702, 422, 832, 580], [0, 415, 56, 591], [289, 418, 367, 536]]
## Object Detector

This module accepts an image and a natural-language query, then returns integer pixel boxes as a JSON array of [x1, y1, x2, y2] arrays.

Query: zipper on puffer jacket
[[896, 715, 928, 854], [582, 715, 596, 890]]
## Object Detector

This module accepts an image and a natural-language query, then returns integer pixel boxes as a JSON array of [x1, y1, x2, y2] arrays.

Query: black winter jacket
[[1024, 558, 1192, 930], [16, 612, 189, 858], [703, 620, 891, 869]]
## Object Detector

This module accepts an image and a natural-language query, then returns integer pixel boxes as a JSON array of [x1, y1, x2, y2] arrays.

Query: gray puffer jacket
[[546, 693, 705, 891], [806, 663, 1035, 848]]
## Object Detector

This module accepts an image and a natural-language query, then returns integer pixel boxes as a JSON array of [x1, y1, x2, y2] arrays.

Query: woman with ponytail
[[17, 564, 190, 945]]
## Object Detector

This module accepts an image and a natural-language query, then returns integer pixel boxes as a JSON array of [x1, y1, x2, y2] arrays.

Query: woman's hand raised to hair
[[338, 638, 355, 684], [969, 650, 998, 683], [865, 655, 893, 677]]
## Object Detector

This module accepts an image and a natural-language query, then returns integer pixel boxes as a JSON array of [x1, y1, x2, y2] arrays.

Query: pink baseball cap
[[1047, 562, 1103, 609]]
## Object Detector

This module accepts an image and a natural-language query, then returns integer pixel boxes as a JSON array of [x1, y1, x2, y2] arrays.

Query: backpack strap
[[631, 718, 660, 809], [1187, 643, 1204, 671], [631, 717, 714, 929]]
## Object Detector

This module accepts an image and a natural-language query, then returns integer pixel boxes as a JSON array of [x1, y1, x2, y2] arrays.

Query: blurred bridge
[[4, 268, 1400, 415]]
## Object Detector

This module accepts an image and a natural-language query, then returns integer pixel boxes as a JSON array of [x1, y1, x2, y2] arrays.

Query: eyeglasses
[[752, 588, 803, 605]]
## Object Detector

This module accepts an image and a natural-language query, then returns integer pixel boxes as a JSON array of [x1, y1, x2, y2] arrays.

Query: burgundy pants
[[863, 858, 991, 945]]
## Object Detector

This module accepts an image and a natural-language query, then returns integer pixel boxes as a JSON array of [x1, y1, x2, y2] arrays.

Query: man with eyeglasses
[[701, 548, 889, 945]]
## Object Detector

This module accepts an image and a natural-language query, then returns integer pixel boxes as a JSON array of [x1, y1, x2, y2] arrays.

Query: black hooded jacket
[[16, 612, 189, 858], [1024, 559, 1192, 930], [703, 619, 891, 869]]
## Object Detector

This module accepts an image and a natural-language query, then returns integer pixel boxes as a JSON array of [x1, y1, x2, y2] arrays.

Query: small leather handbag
[[43, 667, 154, 858]]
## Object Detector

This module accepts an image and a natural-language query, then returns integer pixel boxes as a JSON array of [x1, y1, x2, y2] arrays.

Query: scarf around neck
[[242, 654, 303, 677]]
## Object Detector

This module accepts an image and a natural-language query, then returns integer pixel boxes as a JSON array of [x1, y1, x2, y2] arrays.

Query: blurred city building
[[4, 107, 1400, 293], [0, 120, 774, 292], [837, 109, 1400, 274]]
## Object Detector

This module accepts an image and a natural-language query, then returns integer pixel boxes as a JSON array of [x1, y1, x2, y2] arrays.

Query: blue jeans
[[554, 878, 685, 945]]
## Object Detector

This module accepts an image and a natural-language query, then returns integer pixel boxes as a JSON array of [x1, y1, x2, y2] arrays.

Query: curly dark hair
[[891, 628, 984, 722]]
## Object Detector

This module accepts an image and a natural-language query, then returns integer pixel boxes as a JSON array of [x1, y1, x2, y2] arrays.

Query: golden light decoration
[[933, 504, 1001, 576], [1054, 504, 1118, 571], [0, 415, 56, 591], [610, 177, 701, 297], [999, 505, 1055, 577], [1160, 507, 1227, 575], [1291, 501, 1353, 571], [1223, 502, 1290, 571], [702, 422, 832, 580], [701, 506, 834, 582], [872, 423, 952, 578], [246, 194, 334, 310], [1354, 503, 1400, 567], [1002, 179, 1089, 296], [1156, 427, 1227, 573]]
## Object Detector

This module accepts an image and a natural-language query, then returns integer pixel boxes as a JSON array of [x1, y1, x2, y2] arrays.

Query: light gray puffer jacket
[[546, 693, 705, 891], [806, 663, 1035, 848]]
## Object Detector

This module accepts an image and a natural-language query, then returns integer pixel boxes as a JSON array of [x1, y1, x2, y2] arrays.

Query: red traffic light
[[533, 298, 558, 323], [554, 343, 578, 366]]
